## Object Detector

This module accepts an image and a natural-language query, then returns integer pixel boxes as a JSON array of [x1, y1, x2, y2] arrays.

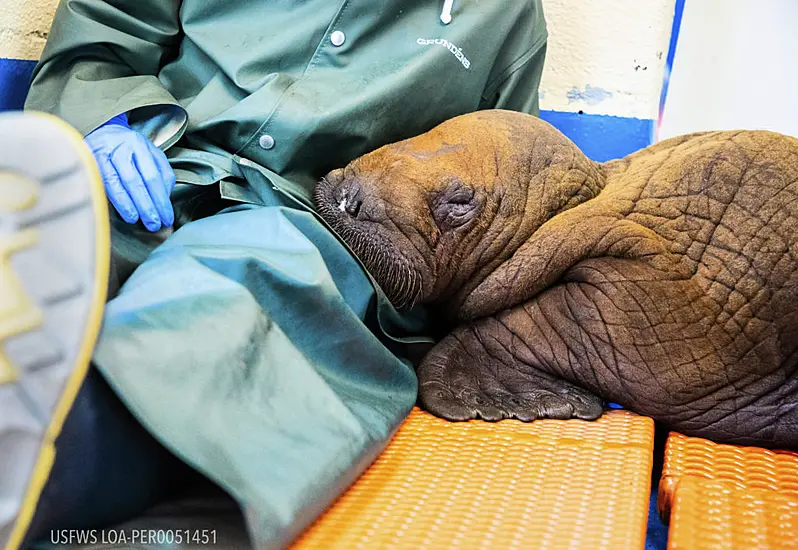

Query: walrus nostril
[[345, 197, 362, 217], [338, 181, 363, 217]]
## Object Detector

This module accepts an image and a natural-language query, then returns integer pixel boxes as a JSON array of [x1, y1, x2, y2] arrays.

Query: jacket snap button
[[259, 134, 275, 150], [330, 31, 346, 47]]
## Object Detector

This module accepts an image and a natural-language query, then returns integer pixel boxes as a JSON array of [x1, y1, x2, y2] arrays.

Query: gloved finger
[[110, 148, 162, 232], [147, 140, 177, 196], [133, 142, 174, 228], [96, 154, 139, 224]]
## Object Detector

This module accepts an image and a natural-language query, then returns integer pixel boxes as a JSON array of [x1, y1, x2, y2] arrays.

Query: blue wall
[[539, 110, 654, 162], [0, 58, 36, 111]]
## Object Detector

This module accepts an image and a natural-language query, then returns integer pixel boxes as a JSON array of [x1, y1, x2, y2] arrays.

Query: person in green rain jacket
[[7, 0, 547, 547]]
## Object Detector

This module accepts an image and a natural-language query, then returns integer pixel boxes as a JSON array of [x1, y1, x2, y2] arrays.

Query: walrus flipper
[[417, 321, 604, 422], [456, 200, 683, 322]]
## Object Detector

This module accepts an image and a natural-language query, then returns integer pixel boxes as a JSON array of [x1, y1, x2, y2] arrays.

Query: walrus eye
[[431, 179, 480, 229]]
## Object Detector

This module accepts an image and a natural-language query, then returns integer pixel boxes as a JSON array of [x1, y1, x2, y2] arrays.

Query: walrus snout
[[314, 163, 437, 310], [315, 170, 365, 219]]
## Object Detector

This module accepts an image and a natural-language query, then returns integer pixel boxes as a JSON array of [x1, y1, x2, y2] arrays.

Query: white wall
[[540, 0, 675, 120], [659, 0, 798, 139], [0, 0, 58, 60]]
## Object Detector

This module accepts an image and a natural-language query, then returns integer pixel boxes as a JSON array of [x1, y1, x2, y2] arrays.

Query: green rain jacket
[[27, 0, 546, 205], [26, 1, 547, 548]]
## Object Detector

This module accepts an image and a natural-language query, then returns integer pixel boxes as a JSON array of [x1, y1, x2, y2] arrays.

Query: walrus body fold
[[315, 110, 798, 450]]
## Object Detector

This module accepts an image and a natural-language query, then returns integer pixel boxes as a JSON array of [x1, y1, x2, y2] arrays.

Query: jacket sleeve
[[478, 0, 548, 116], [479, 36, 547, 116], [24, 0, 187, 148]]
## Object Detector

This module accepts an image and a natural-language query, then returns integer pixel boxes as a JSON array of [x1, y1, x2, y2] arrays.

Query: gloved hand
[[85, 113, 176, 232]]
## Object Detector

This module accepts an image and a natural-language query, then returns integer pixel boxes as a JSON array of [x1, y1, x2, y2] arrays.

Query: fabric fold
[[93, 206, 417, 548]]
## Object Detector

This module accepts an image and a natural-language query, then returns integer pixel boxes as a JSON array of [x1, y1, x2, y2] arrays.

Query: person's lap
[[28, 181, 418, 549]]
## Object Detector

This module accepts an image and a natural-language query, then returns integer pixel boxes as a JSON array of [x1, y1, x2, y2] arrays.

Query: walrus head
[[314, 110, 606, 315]]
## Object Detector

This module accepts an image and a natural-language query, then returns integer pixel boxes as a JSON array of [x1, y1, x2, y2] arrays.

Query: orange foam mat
[[657, 433, 798, 550], [292, 408, 655, 550], [658, 432, 798, 523], [667, 477, 798, 550]]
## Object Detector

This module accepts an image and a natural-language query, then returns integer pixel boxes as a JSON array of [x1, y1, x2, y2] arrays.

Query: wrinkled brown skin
[[315, 110, 798, 450]]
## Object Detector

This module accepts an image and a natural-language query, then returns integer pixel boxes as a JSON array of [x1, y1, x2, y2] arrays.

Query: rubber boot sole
[[0, 112, 109, 549]]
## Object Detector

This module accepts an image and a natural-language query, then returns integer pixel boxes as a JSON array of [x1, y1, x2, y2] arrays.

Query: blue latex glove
[[85, 113, 176, 232]]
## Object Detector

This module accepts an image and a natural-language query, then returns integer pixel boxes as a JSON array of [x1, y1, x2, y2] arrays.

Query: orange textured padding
[[667, 477, 798, 550], [657, 433, 798, 550], [658, 432, 798, 522], [292, 408, 654, 550]]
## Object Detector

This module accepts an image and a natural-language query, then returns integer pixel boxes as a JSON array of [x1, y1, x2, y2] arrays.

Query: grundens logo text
[[416, 38, 471, 69]]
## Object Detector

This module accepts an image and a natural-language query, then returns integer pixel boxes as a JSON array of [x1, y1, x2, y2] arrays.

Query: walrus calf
[[315, 110, 798, 450]]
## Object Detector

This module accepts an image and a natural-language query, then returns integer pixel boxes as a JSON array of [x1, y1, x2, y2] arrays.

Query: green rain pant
[[92, 169, 421, 549]]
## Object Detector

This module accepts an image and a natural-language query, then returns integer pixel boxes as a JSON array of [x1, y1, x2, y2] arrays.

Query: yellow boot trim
[[0, 229, 43, 385]]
